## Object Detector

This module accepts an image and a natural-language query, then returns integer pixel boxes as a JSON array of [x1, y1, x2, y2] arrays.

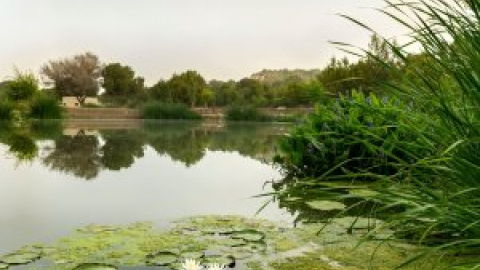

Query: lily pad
[[73, 263, 118, 270], [0, 263, 8, 270], [0, 251, 41, 265], [230, 230, 265, 242], [146, 251, 178, 266], [203, 255, 235, 268], [180, 251, 204, 260], [306, 200, 346, 211], [245, 242, 267, 252]]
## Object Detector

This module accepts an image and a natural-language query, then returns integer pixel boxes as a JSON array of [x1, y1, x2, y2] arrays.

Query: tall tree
[[102, 63, 144, 96], [41, 52, 101, 105], [167, 70, 206, 107]]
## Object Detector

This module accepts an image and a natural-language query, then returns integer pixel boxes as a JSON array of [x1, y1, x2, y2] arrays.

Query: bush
[[29, 93, 63, 119], [0, 100, 14, 120], [274, 91, 430, 181], [141, 102, 202, 120], [225, 106, 271, 122], [7, 72, 38, 101]]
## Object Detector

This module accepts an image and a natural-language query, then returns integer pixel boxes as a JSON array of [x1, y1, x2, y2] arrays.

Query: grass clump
[[225, 105, 271, 122], [29, 93, 63, 119], [141, 102, 202, 120]]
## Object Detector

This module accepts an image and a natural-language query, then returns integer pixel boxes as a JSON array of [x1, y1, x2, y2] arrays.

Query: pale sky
[[0, 0, 406, 85]]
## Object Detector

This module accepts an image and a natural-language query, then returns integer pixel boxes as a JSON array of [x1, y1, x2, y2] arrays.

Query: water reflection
[[0, 121, 287, 180], [0, 120, 291, 253], [271, 177, 382, 224]]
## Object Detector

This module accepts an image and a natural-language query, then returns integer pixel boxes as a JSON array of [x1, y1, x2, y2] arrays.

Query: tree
[[167, 70, 206, 107], [41, 52, 101, 105], [102, 63, 144, 96], [148, 79, 172, 102]]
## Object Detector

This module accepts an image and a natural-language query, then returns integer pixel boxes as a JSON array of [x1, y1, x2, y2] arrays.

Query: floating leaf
[[203, 255, 235, 268], [230, 230, 265, 242], [0, 251, 41, 265], [180, 251, 204, 260], [146, 251, 178, 266], [73, 263, 117, 270], [306, 200, 346, 211]]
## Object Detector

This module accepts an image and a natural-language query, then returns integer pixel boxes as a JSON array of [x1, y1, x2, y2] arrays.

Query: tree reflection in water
[[0, 121, 287, 180]]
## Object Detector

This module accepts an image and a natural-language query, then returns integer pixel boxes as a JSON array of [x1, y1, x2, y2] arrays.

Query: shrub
[[274, 90, 431, 181], [7, 71, 38, 101], [225, 105, 271, 122], [0, 100, 14, 120], [29, 93, 63, 119], [141, 102, 202, 120]]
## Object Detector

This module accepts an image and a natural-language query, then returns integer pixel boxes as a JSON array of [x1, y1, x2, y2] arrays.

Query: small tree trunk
[[77, 95, 87, 105]]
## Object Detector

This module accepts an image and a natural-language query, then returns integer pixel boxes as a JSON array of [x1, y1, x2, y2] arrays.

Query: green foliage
[[287, 0, 480, 268], [167, 70, 206, 107], [141, 102, 202, 120], [317, 34, 399, 95], [6, 133, 38, 162], [41, 52, 101, 104], [0, 100, 14, 120], [275, 91, 428, 180], [225, 106, 271, 122], [29, 93, 63, 119], [102, 63, 144, 96], [6, 71, 39, 101]]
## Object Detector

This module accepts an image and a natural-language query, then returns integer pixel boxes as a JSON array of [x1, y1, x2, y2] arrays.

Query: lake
[[0, 120, 294, 254]]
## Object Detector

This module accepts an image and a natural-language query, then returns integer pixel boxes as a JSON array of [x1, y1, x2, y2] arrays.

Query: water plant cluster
[[274, 0, 480, 268], [0, 216, 454, 270]]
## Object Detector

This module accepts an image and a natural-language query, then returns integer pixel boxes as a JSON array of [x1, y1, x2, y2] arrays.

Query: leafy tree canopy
[[41, 52, 101, 104]]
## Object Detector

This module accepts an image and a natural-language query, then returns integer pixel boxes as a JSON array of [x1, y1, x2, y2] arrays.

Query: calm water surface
[[0, 121, 294, 253]]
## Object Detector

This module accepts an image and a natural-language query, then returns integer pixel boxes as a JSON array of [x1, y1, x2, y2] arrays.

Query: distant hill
[[250, 69, 321, 84]]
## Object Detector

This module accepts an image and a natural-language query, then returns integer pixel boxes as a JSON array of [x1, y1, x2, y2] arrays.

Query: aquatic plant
[[325, 0, 480, 268], [182, 259, 203, 270], [274, 90, 430, 181], [207, 263, 225, 270], [29, 92, 63, 119]]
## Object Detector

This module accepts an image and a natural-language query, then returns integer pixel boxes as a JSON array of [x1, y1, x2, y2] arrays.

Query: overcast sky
[[0, 0, 406, 85]]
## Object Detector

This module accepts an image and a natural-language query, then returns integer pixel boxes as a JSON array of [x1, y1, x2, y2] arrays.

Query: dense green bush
[[225, 105, 271, 122], [141, 102, 201, 120], [6, 72, 38, 101], [29, 93, 63, 119], [0, 100, 14, 120], [275, 91, 430, 181]]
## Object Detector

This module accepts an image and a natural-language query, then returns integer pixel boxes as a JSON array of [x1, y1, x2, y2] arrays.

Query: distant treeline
[[0, 34, 433, 110]]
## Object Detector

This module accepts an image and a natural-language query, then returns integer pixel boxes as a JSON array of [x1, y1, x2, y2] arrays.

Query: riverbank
[[63, 107, 311, 121]]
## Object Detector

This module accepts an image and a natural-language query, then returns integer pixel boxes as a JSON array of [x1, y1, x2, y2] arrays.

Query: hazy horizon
[[0, 0, 406, 85]]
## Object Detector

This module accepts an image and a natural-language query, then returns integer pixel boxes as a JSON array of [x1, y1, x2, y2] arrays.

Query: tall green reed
[[342, 0, 480, 268]]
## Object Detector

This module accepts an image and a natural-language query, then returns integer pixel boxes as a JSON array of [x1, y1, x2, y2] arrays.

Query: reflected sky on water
[[0, 121, 294, 253]]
